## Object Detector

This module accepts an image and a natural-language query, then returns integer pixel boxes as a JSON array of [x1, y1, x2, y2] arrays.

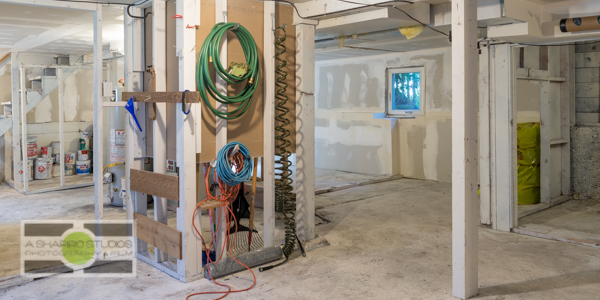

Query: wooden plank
[[560, 46, 573, 197], [134, 213, 182, 259], [294, 18, 318, 242], [479, 43, 491, 226], [130, 169, 179, 201], [576, 112, 600, 123], [540, 81, 550, 203], [575, 52, 600, 68], [123, 91, 200, 103], [198, 200, 223, 210], [93, 7, 104, 225], [263, 0, 276, 248], [176, 0, 204, 281], [574, 68, 600, 83], [550, 139, 569, 145], [575, 97, 599, 113], [11, 53, 20, 187], [153, 0, 169, 264], [575, 82, 599, 98], [451, 0, 479, 298]]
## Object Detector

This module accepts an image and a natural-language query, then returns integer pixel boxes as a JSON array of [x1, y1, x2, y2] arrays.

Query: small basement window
[[386, 66, 425, 118]]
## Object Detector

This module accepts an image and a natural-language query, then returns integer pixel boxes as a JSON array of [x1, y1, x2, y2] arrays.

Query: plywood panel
[[130, 169, 179, 201], [134, 213, 182, 259], [227, 0, 265, 158], [195, 1, 297, 162]]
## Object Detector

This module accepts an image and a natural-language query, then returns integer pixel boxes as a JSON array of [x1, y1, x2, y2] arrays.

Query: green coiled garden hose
[[196, 22, 260, 120]]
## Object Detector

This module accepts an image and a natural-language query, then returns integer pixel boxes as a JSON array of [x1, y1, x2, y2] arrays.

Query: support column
[[125, 5, 147, 253], [451, 0, 478, 299], [58, 69, 65, 187], [489, 44, 517, 231], [293, 18, 318, 242], [10, 53, 20, 187], [93, 5, 104, 221], [152, 0, 168, 263], [175, 0, 203, 281], [262, 1, 276, 248], [214, 0, 228, 260], [479, 43, 491, 225]]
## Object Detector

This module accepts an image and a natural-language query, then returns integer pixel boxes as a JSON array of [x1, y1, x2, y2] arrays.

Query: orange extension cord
[[187, 152, 256, 300]]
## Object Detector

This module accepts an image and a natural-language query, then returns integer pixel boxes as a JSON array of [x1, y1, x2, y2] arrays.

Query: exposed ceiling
[[0, 3, 125, 56]]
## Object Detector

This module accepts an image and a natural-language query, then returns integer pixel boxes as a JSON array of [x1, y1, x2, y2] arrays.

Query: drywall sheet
[[195, 0, 296, 162]]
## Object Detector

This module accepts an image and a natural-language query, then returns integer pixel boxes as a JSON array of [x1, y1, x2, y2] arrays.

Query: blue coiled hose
[[214, 141, 253, 186]]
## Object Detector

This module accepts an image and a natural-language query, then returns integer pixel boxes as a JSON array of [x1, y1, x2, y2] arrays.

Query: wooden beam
[[175, 0, 203, 281], [153, 0, 169, 264], [10, 53, 20, 188], [134, 213, 182, 259], [93, 5, 104, 224], [130, 169, 179, 201], [293, 17, 318, 242], [123, 91, 200, 103], [263, 0, 276, 248], [451, 0, 478, 299], [479, 42, 491, 226]]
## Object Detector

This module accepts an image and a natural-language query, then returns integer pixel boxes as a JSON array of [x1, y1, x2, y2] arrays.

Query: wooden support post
[[451, 0, 478, 299], [10, 53, 19, 187], [540, 81, 550, 203], [490, 44, 517, 232], [293, 17, 318, 242], [263, 1, 276, 247], [214, 0, 228, 261], [19, 66, 27, 192], [175, 0, 203, 282], [58, 69, 65, 187], [94, 5, 104, 222], [125, 5, 147, 254], [560, 45, 574, 196], [152, 0, 168, 263], [479, 43, 491, 225]]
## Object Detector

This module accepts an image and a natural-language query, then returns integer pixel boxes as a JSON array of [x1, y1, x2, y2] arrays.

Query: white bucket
[[52, 164, 61, 177], [76, 160, 91, 175], [34, 158, 53, 180], [78, 150, 89, 161], [51, 141, 60, 155], [18, 159, 34, 181], [65, 164, 75, 176], [41, 147, 52, 159], [65, 153, 75, 164]]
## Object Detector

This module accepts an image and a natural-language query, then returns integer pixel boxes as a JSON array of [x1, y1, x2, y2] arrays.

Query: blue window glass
[[391, 72, 420, 111]]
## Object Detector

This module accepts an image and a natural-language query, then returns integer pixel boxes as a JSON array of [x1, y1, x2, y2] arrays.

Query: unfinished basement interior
[[1, 0, 600, 299]]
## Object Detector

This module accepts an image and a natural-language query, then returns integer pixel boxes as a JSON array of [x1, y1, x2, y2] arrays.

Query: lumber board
[[130, 169, 179, 201], [198, 200, 224, 210], [123, 91, 200, 103], [134, 213, 182, 259]]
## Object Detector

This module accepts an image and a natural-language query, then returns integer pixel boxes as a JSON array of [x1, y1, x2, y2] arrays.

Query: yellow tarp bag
[[517, 123, 540, 205]]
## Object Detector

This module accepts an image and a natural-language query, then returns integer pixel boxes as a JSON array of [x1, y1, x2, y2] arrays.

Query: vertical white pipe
[[263, 1, 276, 248], [11, 53, 20, 187], [94, 6, 104, 222]]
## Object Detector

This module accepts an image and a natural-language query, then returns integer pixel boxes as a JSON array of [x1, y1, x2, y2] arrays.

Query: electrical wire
[[197, 23, 260, 120], [56, 0, 152, 19], [188, 142, 256, 300]]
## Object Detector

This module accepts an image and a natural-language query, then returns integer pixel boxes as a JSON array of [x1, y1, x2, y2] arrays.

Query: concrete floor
[[2, 178, 600, 299], [518, 199, 600, 247]]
